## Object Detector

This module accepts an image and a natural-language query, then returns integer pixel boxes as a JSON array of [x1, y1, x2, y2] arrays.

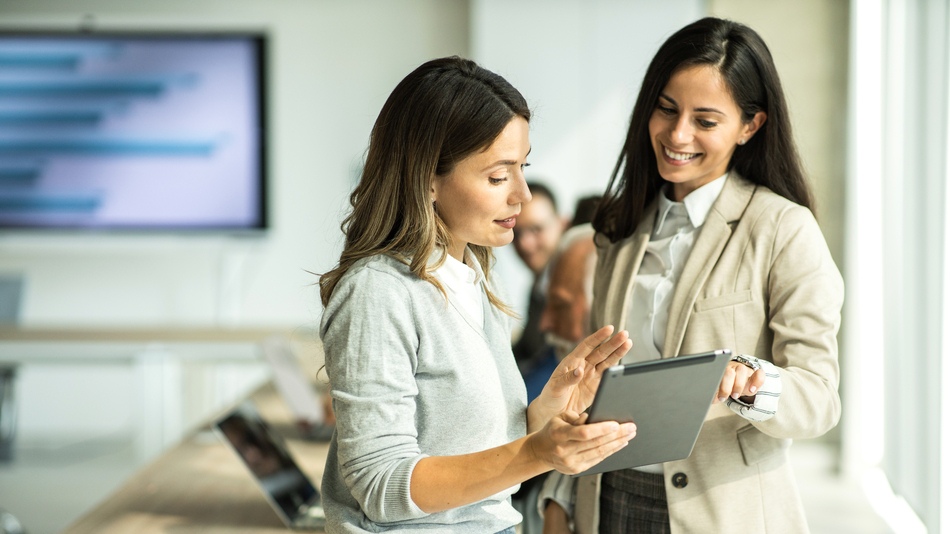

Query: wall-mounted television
[[0, 31, 268, 232]]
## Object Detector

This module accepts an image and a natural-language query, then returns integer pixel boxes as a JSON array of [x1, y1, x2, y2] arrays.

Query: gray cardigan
[[320, 254, 528, 533]]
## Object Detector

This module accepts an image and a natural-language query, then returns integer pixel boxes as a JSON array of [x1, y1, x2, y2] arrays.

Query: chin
[[494, 235, 515, 249]]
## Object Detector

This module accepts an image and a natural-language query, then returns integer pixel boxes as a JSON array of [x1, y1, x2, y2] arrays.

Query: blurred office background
[[0, 0, 944, 532]]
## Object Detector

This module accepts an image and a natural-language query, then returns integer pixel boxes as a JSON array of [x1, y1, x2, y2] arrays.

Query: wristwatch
[[731, 353, 761, 371]]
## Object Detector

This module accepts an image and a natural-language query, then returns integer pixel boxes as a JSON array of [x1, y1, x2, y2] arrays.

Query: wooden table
[[62, 382, 330, 534]]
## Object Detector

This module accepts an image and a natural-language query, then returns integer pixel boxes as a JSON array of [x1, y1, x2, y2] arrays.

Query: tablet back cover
[[574, 349, 731, 477]]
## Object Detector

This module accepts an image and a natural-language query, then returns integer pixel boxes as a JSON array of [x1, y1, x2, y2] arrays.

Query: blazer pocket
[[694, 289, 752, 312], [736, 424, 790, 466]]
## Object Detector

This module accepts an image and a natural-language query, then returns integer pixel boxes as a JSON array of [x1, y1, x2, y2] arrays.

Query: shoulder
[[748, 183, 803, 212], [743, 182, 818, 235], [740, 182, 838, 278], [319, 255, 439, 350], [321, 255, 420, 324], [346, 254, 412, 279], [714, 173, 809, 226], [334, 255, 412, 295]]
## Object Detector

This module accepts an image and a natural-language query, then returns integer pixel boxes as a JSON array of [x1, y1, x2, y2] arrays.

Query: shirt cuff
[[536, 471, 575, 520], [724, 355, 781, 422]]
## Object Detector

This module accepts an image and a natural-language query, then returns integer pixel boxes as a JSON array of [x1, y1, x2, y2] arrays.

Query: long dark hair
[[320, 56, 531, 309], [593, 17, 813, 242]]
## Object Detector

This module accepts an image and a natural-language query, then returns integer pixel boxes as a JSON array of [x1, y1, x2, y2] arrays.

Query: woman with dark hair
[[319, 56, 636, 533], [541, 17, 843, 533]]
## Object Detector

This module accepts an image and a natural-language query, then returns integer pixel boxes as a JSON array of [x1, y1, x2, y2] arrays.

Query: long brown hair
[[593, 17, 813, 242], [320, 56, 531, 310]]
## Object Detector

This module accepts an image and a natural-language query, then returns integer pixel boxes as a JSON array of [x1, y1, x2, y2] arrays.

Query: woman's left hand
[[528, 325, 631, 432]]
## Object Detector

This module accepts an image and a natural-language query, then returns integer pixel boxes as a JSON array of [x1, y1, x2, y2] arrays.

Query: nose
[[511, 171, 531, 205], [670, 116, 693, 145]]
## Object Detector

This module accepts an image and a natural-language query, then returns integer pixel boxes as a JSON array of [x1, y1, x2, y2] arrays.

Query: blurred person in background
[[538, 224, 597, 364], [512, 182, 567, 385]]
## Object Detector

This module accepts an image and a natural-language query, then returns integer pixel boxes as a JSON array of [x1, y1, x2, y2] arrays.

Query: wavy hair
[[320, 56, 531, 311], [593, 17, 813, 242]]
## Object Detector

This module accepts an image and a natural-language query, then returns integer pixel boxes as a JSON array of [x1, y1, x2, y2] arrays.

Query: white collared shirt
[[625, 174, 727, 363], [431, 248, 484, 329]]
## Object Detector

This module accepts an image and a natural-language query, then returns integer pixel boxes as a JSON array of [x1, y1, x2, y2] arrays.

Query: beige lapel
[[604, 202, 656, 332], [661, 173, 756, 358]]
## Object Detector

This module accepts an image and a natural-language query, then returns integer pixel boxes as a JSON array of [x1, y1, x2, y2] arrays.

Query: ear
[[430, 177, 439, 203], [740, 111, 767, 144]]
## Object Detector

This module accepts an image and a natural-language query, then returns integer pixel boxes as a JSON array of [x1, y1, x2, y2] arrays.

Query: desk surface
[[62, 383, 330, 534]]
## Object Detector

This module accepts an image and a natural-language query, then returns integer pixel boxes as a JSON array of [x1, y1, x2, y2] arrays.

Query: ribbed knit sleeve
[[321, 263, 428, 523]]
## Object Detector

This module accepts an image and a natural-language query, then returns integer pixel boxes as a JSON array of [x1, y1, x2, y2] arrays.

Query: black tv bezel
[[0, 29, 270, 235]]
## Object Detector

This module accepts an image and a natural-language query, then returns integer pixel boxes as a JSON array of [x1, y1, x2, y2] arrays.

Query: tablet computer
[[574, 349, 732, 477]]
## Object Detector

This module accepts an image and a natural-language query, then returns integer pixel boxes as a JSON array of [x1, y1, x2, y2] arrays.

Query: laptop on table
[[214, 401, 326, 530]]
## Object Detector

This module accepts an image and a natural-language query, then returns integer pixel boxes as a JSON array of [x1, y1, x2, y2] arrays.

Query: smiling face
[[649, 65, 766, 201], [432, 116, 532, 261]]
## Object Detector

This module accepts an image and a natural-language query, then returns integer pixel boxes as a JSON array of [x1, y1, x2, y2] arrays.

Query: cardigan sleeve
[[756, 204, 844, 439], [320, 264, 429, 523]]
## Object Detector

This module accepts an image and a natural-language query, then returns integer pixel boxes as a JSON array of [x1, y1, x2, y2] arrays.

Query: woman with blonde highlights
[[319, 56, 636, 534]]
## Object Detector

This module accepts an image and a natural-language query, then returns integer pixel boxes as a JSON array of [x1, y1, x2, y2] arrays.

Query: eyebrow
[[659, 94, 726, 116], [483, 146, 532, 170]]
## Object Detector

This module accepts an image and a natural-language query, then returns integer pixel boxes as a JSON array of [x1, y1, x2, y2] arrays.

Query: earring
[[738, 139, 746, 146]]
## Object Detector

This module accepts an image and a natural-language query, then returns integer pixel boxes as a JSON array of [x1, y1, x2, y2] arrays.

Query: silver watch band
[[731, 353, 761, 371]]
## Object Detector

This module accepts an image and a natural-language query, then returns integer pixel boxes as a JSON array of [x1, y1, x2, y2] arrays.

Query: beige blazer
[[574, 173, 844, 534]]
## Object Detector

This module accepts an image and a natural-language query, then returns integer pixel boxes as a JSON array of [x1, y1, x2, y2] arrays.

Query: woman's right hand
[[526, 411, 636, 475], [527, 326, 631, 432]]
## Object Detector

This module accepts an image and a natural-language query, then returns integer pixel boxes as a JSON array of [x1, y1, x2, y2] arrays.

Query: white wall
[[0, 0, 469, 329], [472, 0, 703, 210]]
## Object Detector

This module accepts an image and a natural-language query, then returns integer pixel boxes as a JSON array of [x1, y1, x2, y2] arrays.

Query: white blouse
[[431, 248, 484, 329], [625, 175, 727, 362]]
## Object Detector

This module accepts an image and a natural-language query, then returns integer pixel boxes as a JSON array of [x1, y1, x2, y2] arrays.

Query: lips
[[494, 215, 518, 229]]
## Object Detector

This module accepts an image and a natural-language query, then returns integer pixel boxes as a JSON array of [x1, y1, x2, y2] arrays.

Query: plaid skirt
[[599, 469, 671, 534]]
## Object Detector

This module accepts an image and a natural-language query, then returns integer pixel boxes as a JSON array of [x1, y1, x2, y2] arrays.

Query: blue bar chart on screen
[[0, 33, 267, 232]]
